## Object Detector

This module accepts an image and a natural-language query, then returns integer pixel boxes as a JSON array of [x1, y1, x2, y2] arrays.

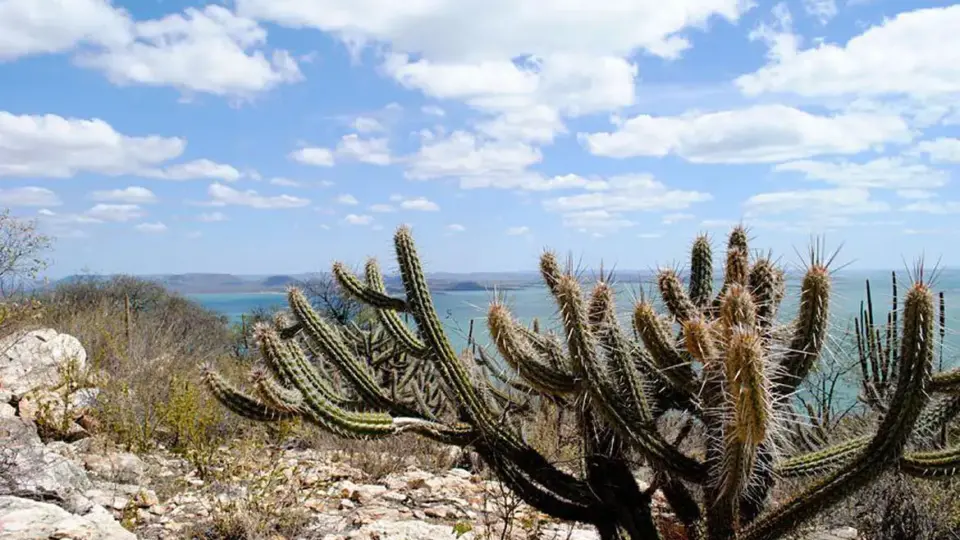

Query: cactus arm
[[775, 436, 871, 478], [200, 366, 298, 422], [742, 281, 935, 540], [688, 233, 713, 308], [287, 287, 424, 418], [748, 257, 783, 330], [773, 264, 830, 395], [658, 269, 698, 323], [488, 302, 580, 395], [250, 368, 305, 413], [394, 227, 605, 501], [362, 259, 427, 355], [554, 274, 707, 483], [331, 261, 408, 312], [911, 393, 960, 448], [931, 367, 960, 392], [633, 302, 697, 395], [900, 446, 960, 478]]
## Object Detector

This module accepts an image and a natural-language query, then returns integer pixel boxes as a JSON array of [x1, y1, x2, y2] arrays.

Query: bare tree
[[295, 271, 365, 325], [0, 210, 52, 298]]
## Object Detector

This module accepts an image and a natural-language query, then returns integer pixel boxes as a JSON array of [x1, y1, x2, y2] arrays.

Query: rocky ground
[[0, 327, 861, 539]]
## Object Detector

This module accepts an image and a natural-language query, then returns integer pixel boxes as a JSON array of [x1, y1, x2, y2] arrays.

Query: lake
[[188, 268, 960, 374]]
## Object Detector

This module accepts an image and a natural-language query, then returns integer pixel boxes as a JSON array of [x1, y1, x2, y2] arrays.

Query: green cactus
[[203, 224, 960, 540]]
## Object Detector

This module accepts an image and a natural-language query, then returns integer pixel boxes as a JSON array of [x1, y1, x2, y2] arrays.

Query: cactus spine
[[204, 225, 960, 540]]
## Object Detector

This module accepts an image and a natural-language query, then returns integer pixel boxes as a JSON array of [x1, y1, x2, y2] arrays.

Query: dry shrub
[[36, 275, 247, 460]]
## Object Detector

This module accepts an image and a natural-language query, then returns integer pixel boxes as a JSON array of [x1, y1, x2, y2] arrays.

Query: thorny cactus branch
[[203, 224, 960, 540]]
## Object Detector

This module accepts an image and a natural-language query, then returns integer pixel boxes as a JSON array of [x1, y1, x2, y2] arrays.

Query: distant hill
[[46, 271, 554, 295]]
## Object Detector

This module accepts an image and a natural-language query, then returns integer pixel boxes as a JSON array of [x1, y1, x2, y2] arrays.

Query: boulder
[[0, 328, 87, 398], [0, 496, 136, 539], [82, 453, 146, 484], [0, 417, 93, 514]]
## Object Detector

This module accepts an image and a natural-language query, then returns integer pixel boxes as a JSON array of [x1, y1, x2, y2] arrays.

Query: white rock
[[0, 496, 135, 539], [82, 453, 146, 484], [346, 519, 458, 540], [0, 329, 86, 398], [0, 417, 93, 514]]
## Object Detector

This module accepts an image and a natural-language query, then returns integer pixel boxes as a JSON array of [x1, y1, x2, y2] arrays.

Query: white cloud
[[353, 117, 384, 133], [198, 211, 228, 222], [802, 0, 837, 25], [0, 187, 61, 207], [562, 210, 634, 233], [369, 204, 395, 213], [744, 187, 888, 216], [236, 1, 750, 64], [75, 5, 301, 98], [422, 105, 445, 117], [580, 105, 912, 163], [144, 159, 241, 181], [912, 138, 960, 163], [336, 134, 391, 165], [543, 174, 712, 214], [543, 175, 711, 233], [135, 221, 167, 233], [506, 226, 530, 236], [207, 183, 310, 209], [638, 232, 663, 239], [290, 147, 334, 166], [737, 5, 960, 98], [406, 131, 541, 181], [773, 158, 947, 189], [902, 201, 960, 214], [86, 203, 144, 222], [0, 0, 131, 61], [897, 189, 934, 200], [399, 197, 439, 211], [662, 213, 694, 225], [90, 186, 157, 204], [344, 214, 373, 225], [459, 173, 606, 191], [336, 194, 358, 205], [185, 230, 202, 239], [0, 111, 184, 178], [447, 223, 465, 232], [267, 177, 300, 187], [474, 105, 565, 144]]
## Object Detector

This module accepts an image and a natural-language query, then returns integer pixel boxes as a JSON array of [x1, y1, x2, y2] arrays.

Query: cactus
[[203, 225, 960, 540]]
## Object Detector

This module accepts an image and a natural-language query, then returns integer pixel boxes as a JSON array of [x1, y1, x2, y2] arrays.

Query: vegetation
[[203, 224, 960, 540]]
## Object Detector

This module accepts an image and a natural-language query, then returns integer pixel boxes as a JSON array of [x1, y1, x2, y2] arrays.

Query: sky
[[1, 0, 959, 277]]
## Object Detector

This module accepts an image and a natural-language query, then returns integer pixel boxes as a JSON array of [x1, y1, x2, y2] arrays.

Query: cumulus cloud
[[86, 203, 145, 222], [289, 147, 335, 166], [580, 105, 912, 163], [207, 183, 310, 209], [0, 111, 183, 178], [344, 214, 373, 225], [74, 5, 301, 98], [744, 187, 888, 217], [506, 226, 530, 236], [89, 186, 157, 204], [737, 5, 960, 98], [0, 187, 61, 207], [772, 158, 948, 190], [336, 194, 358, 205], [135, 221, 167, 233], [399, 197, 439, 211], [912, 138, 960, 163], [336, 135, 391, 165]]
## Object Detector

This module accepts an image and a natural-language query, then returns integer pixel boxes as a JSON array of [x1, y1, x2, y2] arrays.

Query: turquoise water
[[188, 269, 960, 372]]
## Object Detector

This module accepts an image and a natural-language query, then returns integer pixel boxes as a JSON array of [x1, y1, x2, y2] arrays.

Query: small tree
[[0, 210, 52, 298]]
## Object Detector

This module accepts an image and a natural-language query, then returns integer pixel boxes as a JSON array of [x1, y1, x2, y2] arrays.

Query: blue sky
[[1, 0, 959, 277]]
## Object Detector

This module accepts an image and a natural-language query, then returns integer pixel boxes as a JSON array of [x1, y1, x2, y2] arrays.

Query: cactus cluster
[[202, 224, 960, 540]]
